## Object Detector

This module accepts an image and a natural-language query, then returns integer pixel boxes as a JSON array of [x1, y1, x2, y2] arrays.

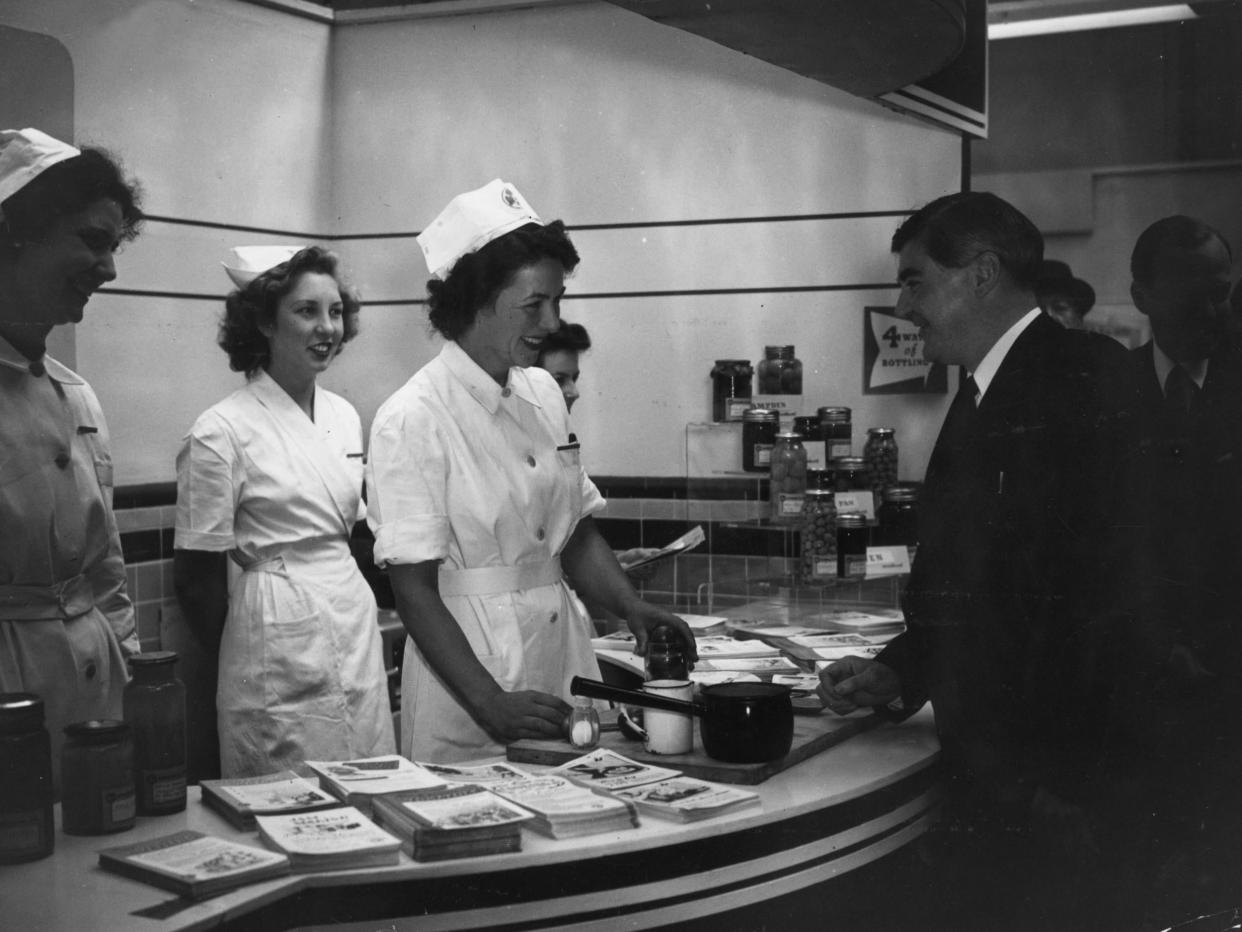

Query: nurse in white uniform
[[174, 246, 394, 777], [367, 180, 697, 763], [0, 128, 143, 795]]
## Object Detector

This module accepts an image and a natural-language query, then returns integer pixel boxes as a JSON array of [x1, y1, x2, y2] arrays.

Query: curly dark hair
[[1, 145, 143, 244], [426, 221, 580, 341], [537, 320, 591, 366], [218, 245, 361, 377], [891, 191, 1043, 290]]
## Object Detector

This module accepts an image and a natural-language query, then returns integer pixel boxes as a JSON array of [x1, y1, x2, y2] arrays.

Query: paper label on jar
[[802, 440, 826, 470], [841, 553, 867, 578], [0, 809, 49, 857], [828, 440, 852, 460], [811, 558, 836, 579], [141, 766, 187, 807], [778, 493, 805, 517], [754, 444, 773, 466], [834, 491, 875, 520], [725, 398, 751, 421], [103, 785, 136, 827]]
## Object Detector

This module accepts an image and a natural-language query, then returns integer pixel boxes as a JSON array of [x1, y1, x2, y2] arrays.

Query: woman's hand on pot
[[478, 690, 572, 742]]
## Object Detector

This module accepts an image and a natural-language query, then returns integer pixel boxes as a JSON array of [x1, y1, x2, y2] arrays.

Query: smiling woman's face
[[261, 271, 345, 384], [3, 198, 123, 327], [464, 258, 565, 384]]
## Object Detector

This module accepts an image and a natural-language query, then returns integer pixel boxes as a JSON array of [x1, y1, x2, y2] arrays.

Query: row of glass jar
[[711, 346, 803, 419], [800, 487, 920, 583], [0, 652, 187, 863]]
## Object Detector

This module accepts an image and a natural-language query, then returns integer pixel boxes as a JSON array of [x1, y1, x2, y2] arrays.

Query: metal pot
[[569, 676, 794, 763]]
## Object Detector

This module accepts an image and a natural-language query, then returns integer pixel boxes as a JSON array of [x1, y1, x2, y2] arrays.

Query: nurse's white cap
[[222, 245, 304, 289], [417, 179, 541, 280], [0, 128, 81, 218]]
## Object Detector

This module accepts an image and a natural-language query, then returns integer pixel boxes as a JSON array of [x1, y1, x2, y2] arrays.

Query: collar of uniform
[[441, 340, 542, 413], [970, 307, 1041, 403], [1151, 339, 1208, 393], [0, 332, 84, 384], [248, 367, 306, 414]]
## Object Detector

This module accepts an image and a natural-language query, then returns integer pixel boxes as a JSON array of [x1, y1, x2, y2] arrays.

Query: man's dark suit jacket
[[877, 313, 1133, 823], [1127, 334, 1242, 675]]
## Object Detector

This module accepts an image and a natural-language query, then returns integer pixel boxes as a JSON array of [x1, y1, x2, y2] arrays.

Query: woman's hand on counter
[[478, 689, 572, 743], [818, 657, 901, 715]]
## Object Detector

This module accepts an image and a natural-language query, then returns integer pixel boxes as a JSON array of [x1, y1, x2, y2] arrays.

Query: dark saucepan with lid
[[569, 676, 794, 763]]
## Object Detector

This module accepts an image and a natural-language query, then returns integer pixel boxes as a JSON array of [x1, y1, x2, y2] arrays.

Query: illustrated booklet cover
[[97, 829, 290, 899]]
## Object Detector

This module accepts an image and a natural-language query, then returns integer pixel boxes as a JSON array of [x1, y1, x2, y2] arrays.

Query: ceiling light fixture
[[989, 3, 1198, 40]]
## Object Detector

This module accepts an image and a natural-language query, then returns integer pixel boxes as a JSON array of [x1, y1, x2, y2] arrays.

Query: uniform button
[[54, 451, 71, 469], [501, 387, 512, 398], [550, 612, 558, 624], [526, 455, 536, 467], [83, 661, 97, 680], [536, 527, 546, 541]]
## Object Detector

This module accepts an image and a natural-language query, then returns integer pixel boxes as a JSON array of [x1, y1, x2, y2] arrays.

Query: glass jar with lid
[[710, 359, 754, 422], [741, 407, 779, 473], [0, 693, 53, 863], [793, 415, 825, 470], [124, 651, 187, 816], [646, 624, 690, 681], [757, 345, 802, 395], [878, 484, 920, 561], [800, 489, 838, 584], [864, 428, 899, 505], [832, 455, 870, 492], [836, 513, 870, 580], [61, 720, 136, 835], [769, 431, 807, 525], [818, 406, 853, 460], [566, 696, 601, 750]]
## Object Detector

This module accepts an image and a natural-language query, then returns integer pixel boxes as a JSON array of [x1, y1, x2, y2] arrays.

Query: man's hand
[[817, 656, 902, 714]]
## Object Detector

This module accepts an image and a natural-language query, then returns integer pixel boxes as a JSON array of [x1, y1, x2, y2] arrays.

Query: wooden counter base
[[0, 709, 939, 932]]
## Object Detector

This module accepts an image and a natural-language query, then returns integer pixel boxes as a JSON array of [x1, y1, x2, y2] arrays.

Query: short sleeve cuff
[[373, 516, 450, 567], [172, 528, 235, 551]]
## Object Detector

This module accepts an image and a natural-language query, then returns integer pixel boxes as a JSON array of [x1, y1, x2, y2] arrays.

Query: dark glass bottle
[[646, 625, 690, 681], [819, 406, 853, 460], [878, 484, 920, 559], [61, 720, 136, 835], [832, 455, 870, 492], [710, 359, 754, 422], [124, 651, 187, 815], [836, 513, 870, 579], [741, 407, 779, 473], [793, 414, 825, 470], [0, 693, 54, 863]]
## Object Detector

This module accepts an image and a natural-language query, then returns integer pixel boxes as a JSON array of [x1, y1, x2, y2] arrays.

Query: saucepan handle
[[569, 676, 699, 715]]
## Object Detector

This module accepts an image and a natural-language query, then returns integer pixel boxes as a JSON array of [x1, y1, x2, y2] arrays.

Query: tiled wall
[[114, 502, 178, 653]]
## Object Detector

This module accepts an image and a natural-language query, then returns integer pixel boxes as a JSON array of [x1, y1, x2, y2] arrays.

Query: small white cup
[[642, 679, 693, 755]]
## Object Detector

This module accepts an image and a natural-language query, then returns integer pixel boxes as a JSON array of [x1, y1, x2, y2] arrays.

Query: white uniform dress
[[0, 335, 138, 795], [175, 371, 394, 777], [367, 341, 605, 763]]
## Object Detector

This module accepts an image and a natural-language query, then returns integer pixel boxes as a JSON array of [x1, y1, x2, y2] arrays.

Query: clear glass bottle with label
[[769, 431, 808, 525], [864, 428, 899, 506], [710, 359, 754, 422], [124, 651, 187, 815], [61, 720, 136, 835], [800, 489, 838, 585], [741, 407, 779, 473], [819, 407, 853, 460], [0, 693, 53, 863], [836, 512, 870, 580], [757, 345, 803, 394]]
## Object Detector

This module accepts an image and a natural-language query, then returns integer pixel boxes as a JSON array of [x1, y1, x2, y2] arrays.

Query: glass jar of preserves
[[769, 431, 807, 525], [819, 406, 853, 460], [800, 489, 838, 584], [710, 359, 754, 422], [836, 513, 870, 580], [757, 345, 802, 395], [61, 720, 136, 835], [0, 693, 54, 864], [124, 651, 187, 816], [878, 484, 920, 561], [567, 696, 601, 750], [864, 428, 899, 505], [832, 455, 870, 492], [793, 415, 825, 470], [806, 467, 834, 492], [741, 407, 779, 473], [646, 625, 690, 681]]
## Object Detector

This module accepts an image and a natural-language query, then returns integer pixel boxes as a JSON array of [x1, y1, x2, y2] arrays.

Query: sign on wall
[[863, 306, 948, 395]]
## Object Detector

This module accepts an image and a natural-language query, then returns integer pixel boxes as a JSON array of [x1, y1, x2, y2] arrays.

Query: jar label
[[778, 493, 805, 517], [142, 766, 187, 807], [828, 440, 852, 459], [754, 444, 773, 466], [725, 398, 751, 421], [834, 491, 875, 520], [803, 440, 826, 469], [842, 554, 867, 578], [103, 786, 136, 827], [0, 809, 49, 858], [811, 558, 836, 579]]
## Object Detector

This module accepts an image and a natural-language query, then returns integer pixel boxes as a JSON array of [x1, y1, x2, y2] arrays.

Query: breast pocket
[[77, 427, 114, 493]]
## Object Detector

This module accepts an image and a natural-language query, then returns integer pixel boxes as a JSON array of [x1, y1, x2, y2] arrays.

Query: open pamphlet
[[97, 830, 290, 899], [304, 755, 445, 816], [255, 806, 402, 872], [616, 526, 705, 572], [200, 770, 340, 830]]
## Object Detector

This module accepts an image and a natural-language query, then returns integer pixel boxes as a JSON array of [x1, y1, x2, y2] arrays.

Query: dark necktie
[[925, 375, 978, 484], [1163, 365, 1198, 420]]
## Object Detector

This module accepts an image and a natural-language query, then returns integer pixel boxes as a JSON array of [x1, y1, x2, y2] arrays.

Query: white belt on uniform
[[437, 559, 563, 597], [0, 573, 96, 620]]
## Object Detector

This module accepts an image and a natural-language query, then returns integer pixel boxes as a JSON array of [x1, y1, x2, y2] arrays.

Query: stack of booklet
[[304, 755, 445, 816], [255, 806, 402, 872], [370, 784, 533, 861], [97, 830, 291, 899], [200, 770, 341, 830], [486, 772, 639, 839]]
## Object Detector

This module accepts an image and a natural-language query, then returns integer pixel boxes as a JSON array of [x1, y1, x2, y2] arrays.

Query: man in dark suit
[[817, 192, 1134, 928], [1125, 215, 1241, 910]]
